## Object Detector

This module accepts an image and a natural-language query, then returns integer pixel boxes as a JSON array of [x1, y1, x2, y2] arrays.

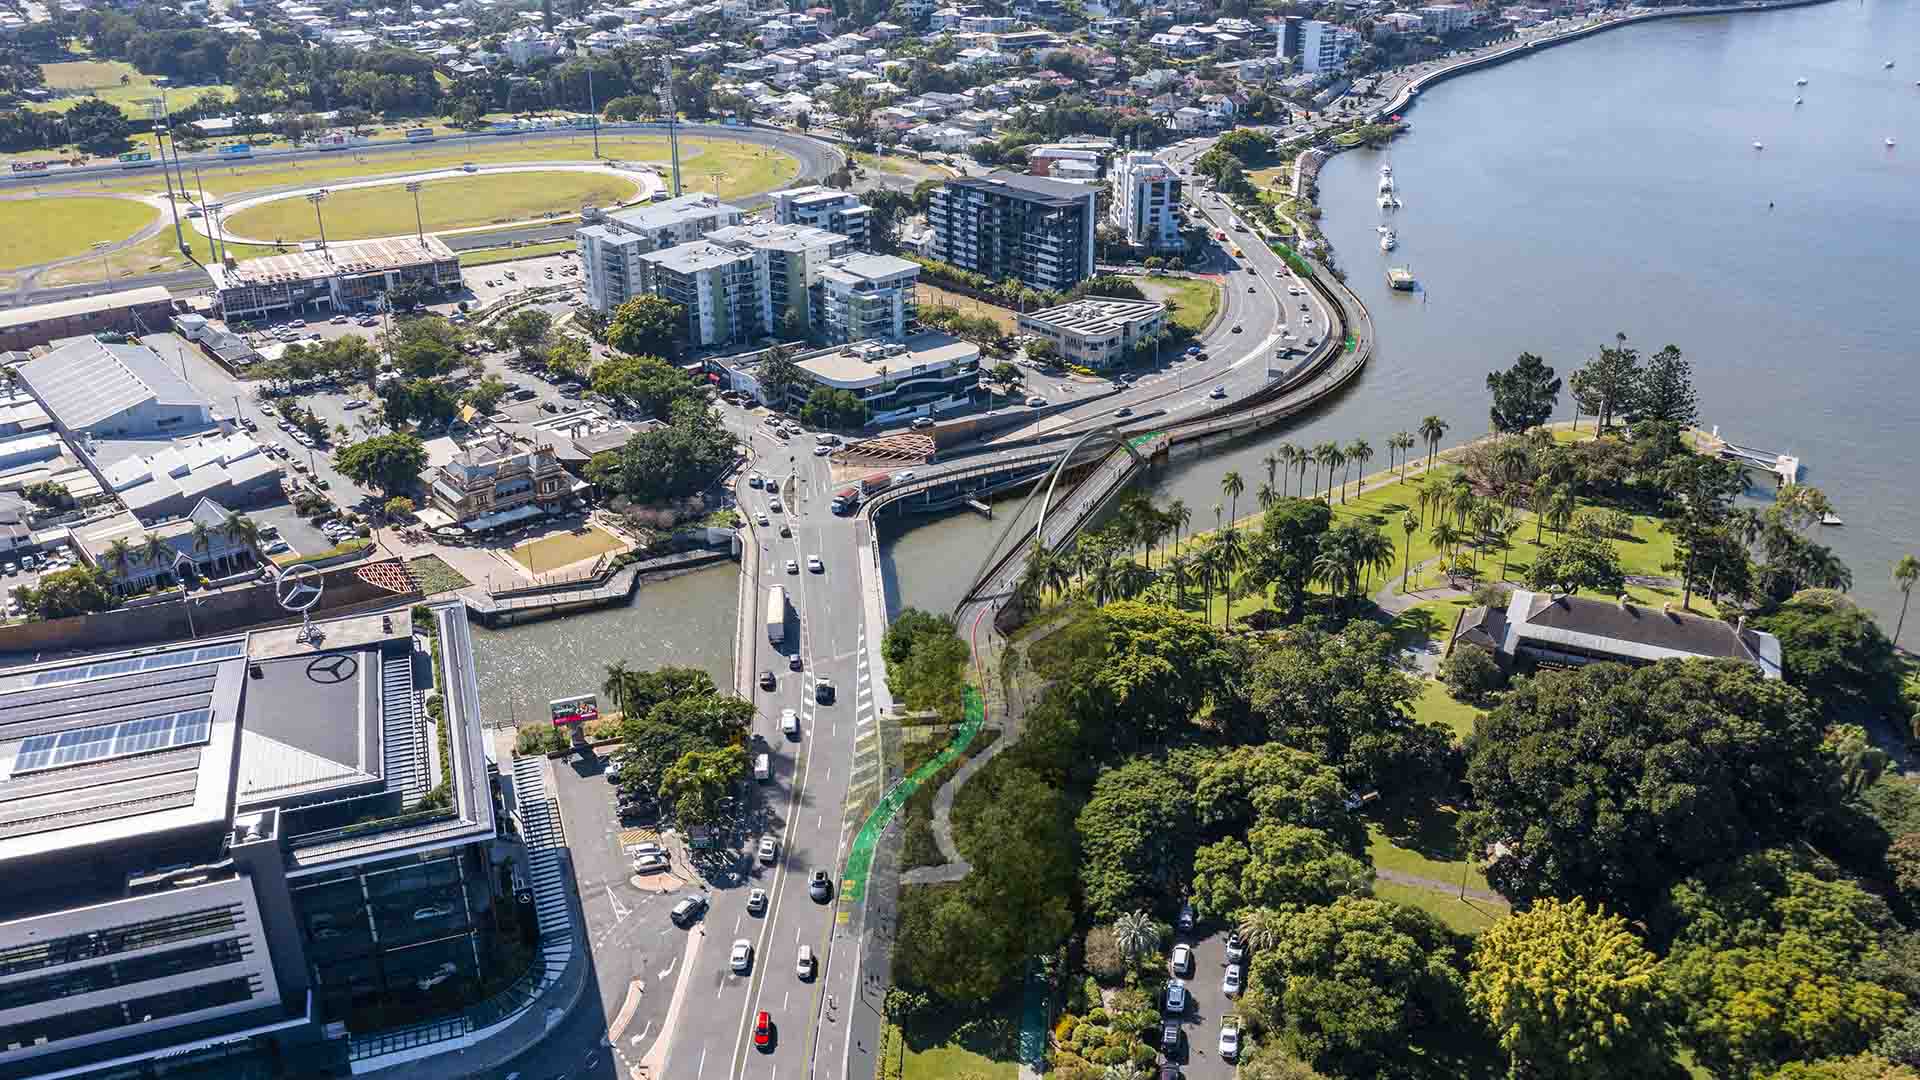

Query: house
[[1451, 590, 1784, 680], [74, 498, 263, 592], [424, 432, 573, 531]]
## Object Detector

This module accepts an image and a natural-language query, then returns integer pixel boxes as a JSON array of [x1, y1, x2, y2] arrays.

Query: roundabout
[[204, 161, 667, 247]]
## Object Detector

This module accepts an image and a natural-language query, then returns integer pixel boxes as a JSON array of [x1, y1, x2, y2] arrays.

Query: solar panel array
[[24, 642, 244, 690], [13, 710, 213, 775]]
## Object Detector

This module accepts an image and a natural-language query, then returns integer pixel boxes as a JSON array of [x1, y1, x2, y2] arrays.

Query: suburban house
[[1451, 590, 1784, 679], [74, 498, 263, 593]]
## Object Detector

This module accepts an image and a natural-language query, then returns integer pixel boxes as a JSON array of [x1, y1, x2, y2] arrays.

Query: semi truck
[[766, 585, 787, 644], [831, 488, 858, 515]]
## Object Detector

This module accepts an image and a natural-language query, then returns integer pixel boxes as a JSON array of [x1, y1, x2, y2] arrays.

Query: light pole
[[586, 62, 600, 159], [142, 97, 186, 255], [307, 189, 331, 248], [207, 202, 228, 264], [192, 166, 216, 262], [92, 240, 114, 288], [405, 181, 425, 243]]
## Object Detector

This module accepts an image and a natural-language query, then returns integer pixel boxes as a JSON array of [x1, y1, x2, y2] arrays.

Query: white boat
[[1377, 227, 1397, 251], [1794, 96, 1803, 104], [1377, 193, 1401, 210], [1886, 60, 1896, 69], [1796, 76, 1809, 85], [1888, 137, 1898, 147], [1821, 512, 1844, 526], [1380, 163, 1393, 177], [1752, 140, 1765, 150], [1378, 175, 1395, 193]]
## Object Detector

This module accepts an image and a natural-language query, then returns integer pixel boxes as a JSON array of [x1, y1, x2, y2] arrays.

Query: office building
[[206, 237, 461, 322], [637, 240, 772, 349], [766, 186, 871, 251], [819, 253, 921, 344], [578, 194, 746, 314], [0, 603, 512, 1080], [788, 332, 979, 424], [1016, 297, 1167, 369], [704, 223, 853, 338], [1293, 19, 1358, 73], [1109, 151, 1183, 250], [15, 336, 213, 440], [927, 174, 1097, 294], [0, 287, 175, 352]]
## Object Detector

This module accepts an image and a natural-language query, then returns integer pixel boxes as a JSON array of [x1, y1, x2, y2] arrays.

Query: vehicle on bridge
[[832, 488, 858, 515], [857, 472, 893, 497]]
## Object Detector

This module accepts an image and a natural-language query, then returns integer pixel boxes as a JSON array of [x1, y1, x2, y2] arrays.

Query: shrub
[[1084, 925, 1126, 982], [1469, 582, 1511, 609], [514, 724, 568, 755], [1053, 1015, 1079, 1043], [1891, 833, 1920, 909], [1440, 643, 1504, 704]]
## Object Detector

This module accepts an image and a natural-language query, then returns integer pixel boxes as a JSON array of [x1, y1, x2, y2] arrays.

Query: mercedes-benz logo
[[305, 653, 357, 684], [274, 564, 324, 613]]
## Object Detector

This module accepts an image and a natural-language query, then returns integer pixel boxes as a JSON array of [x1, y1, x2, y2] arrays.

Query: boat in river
[[1378, 174, 1395, 193], [1387, 266, 1416, 290], [1377, 227, 1397, 251]]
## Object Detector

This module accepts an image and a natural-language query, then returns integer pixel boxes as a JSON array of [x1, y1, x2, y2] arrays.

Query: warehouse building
[[0, 287, 176, 352], [205, 237, 462, 321], [13, 336, 214, 440], [97, 430, 284, 522]]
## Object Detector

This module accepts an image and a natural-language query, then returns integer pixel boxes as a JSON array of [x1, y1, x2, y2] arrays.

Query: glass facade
[[1, 977, 257, 1052]]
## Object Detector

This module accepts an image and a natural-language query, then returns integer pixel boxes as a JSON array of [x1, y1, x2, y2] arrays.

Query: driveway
[[1170, 927, 1244, 1080]]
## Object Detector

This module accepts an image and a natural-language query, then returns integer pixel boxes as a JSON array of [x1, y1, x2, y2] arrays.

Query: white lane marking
[[659, 956, 676, 980], [698, 1046, 707, 1079]]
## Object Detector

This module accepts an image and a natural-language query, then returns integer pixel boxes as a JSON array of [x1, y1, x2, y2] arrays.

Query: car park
[[809, 870, 832, 901], [670, 895, 707, 926], [758, 837, 778, 863], [796, 945, 815, 979], [730, 939, 753, 973]]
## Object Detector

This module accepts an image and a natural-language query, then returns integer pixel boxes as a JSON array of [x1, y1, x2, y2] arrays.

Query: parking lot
[[462, 251, 585, 308], [1166, 922, 1244, 1080]]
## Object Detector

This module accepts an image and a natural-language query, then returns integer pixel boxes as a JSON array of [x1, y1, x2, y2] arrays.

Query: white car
[[807, 555, 823, 573], [1223, 963, 1244, 996], [1219, 1017, 1242, 1060], [747, 888, 768, 914], [730, 939, 753, 973], [748, 473, 763, 489], [1171, 943, 1194, 977], [757, 513, 770, 527], [894, 470, 916, 483], [1026, 395, 1046, 407], [812, 444, 831, 456], [796, 944, 815, 979], [1210, 386, 1228, 399], [785, 559, 799, 574], [768, 497, 783, 512], [758, 837, 778, 863]]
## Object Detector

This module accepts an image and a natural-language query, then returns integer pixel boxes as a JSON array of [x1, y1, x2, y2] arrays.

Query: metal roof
[[17, 337, 210, 432]]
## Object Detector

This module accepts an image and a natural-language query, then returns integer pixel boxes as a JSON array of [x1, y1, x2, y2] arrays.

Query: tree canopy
[[331, 433, 427, 496], [606, 294, 685, 361], [590, 352, 701, 419], [1485, 351, 1561, 434]]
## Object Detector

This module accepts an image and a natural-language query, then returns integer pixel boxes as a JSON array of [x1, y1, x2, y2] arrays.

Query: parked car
[[1171, 943, 1194, 977], [1165, 982, 1188, 1015], [1223, 963, 1243, 996], [1218, 1017, 1242, 1060], [1225, 931, 1247, 963], [412, 905, 451, 921]]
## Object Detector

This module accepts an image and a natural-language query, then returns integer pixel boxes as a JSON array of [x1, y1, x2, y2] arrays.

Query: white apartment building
[[704, 222, 852, 337], [1417, 3, 1473, 32], [1109, 151, 1183, 250], [767, 185, 872, 251], [819, 253, 920, 344], [577, 194, 746, 313], [1293, 19, 1359, 73]]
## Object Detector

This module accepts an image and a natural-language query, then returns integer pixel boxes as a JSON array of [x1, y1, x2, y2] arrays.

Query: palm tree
[[1313, 539, 1356, 600], [141, 532, 169, 586], [1221, 471, 1245, 530], [104, 538, 135, 588], [1401, 512, 1420, 590], [1111, 910, 1160, 964], [1420, 415, 1449, 470], [1167, 499, 1192, 559], [1530, 482, 1554, 544], [1194, 544, 1224, 622], [1325, 445, 1346, 502], [1347, 438, 1374, 502], [1237, 907, 1287, 952], [1546, 490, 1576, 538], [1256, 482, 1278, 511], [222, 512, 261, 571], [1215, 529, 1246, 628], [602, 661, 635, 715], [1103, 1064, 1149, 1080], [1430, 520, 1462, 566], [1262, 450, 1281, 498], [1167, 553, 1191, 607], [1293, 444, 1311, 498], [1895, 555, 1920, 648], [1088, 557, 1119, 605], [1311, 442, 1336, 499], [1354, 526, 1395, 592], [1113, 560, 1151, 600], [1212, 502, 1223, 537], [188, 521, 213, 576]]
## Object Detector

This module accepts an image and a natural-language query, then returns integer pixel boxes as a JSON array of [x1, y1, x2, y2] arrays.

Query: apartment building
[[577, 194, 746, 313], [636, 240, 773, 348], [704, 223, 852, 338], [819, 252, 921, 344], [1293, 19, 1359, 73], [927, 173, 1097, 294], [767, 185, 872, 250], [1109, 151, 1183, 250]]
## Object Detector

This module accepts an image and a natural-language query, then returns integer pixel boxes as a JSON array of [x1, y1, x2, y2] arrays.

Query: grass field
[[917, 283, 1019, 332], [1415, 679, 1482, 742], [1366, 818, 1491, 894], [407, 555, 472, 595], [507, 525, 627, 572], [224, 171, 638, 244], [0, 196, 156, 269], [37, 227, 284, 285], [1140, 274, 1221, 333], [1373, 879, 1508, 934], [36, 61, 234, 118], [460, 239, 575, 267]]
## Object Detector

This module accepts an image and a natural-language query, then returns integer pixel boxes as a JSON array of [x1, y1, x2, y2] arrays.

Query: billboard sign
[[550, 693, 599, 726]]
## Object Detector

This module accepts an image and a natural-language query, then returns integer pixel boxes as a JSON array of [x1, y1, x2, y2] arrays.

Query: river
[[888, 0, 1920, 627]]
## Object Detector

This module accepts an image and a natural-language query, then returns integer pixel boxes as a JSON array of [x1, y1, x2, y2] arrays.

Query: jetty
[[1701, 426, 1800, 485]]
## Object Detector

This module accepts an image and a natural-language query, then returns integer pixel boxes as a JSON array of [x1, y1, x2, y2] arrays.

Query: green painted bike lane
[[839, 686, 984, 901]]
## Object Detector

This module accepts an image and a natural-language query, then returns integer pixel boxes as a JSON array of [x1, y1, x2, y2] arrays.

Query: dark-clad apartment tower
[[927, 173, 1098, 294]]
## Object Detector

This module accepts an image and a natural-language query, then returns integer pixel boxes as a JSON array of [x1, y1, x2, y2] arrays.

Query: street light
[[307, 189, 331, 248], [92, 240, 114, 287], [405, 181, 425, 243]]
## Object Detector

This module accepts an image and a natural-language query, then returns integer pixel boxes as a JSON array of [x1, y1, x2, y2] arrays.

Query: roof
[[605, 192, 744, 233], [1020, 296, 1164, 335], [795, 331, 977, 388], [0, 286, 173, 332], [641, 239, 759, 275], [947, 171, 1099, 205], [819, 252, 920, 286], [705, 222, 848, 254], [1496, 589, 1783, 678], [17, 337, 210, 432], [209, 235, 456, 289]]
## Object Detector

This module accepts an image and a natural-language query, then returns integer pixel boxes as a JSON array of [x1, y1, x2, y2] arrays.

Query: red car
[[754, 1011, 773, 1051]]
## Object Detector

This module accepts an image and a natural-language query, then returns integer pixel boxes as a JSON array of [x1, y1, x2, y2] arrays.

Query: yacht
[[1888, 137, 1899, 147], [1377, 227, 1397, 251], [1377, 193, 1401, 210], [1380, 163, 1393, 178], [1752, 140, 1765, 150], [1886, 60, 1896, 69], [1795, 76, 1809, 85], [1378, 174, 1395, 193], [1794, 96, 1803, 105]]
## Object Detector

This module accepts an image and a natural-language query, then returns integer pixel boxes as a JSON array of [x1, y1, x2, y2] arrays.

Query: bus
[[218, 143, 253, 158], [9, 160, 49, 173], [117, 151, 156, 169], [405, 127, 436, 142]]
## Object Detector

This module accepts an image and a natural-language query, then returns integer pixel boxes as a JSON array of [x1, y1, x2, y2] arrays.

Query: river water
[[889, 0, 1920, 627]]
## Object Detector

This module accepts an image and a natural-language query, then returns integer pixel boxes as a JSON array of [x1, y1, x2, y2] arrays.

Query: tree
[[1763, 1057, 1920, 1080], [1659, 849, 1910, 1078], [545, 335, 590, 381], [1222, 470, 1246, 529], [1893, 555, 1920, 649], [462, 374, 512, 414], [1467, 897, 1672, 1080], [65, 97, 130, 154], [602, 663, 718, 718], [384, 496, 417, 520], [1246, 497, 1332, 618], [382, 316, 464, 378], [799, 386, 868, 430], [1241, 896, 1468, 1077], [1075, 758, 1199, 920], [1574, 333, 1641, 431], [1525, 532, 1626, 598], [1237, 1055, 1333, 1080], [1891, 834, 1920, 912], [658, 744, 747, 825], [332, 433, 427, 496], [1462, 659, 1837, 918], [1109, 910, 1160, 966], [589, 399, 737, 504], [18, 566, 116, 618], [1191, 823, 1370, 919], [1420, 415, 1448, 469], [1439, 642, 1503, 705], [1757, 595, 1901, 719], [502, 308, 553, 359], [606, 294, 684, 360], [1638, 344, 1698, 427], [1485, 351, 1561, 434], [758, 348, 806, 407], [591, 352, 698, 418]]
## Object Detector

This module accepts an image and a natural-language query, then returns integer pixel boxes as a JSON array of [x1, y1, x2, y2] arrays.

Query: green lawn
[[506, 525, 627, 572], [1373, 879, 1508, 935], [38, 227, 284, 285], [1415, 679, 1482, 742], [1366, 819, 1491, 894], [35, 60, 235, 119], [407, 555, 471, 595], [224, 171, 638, 244], [0, 196, 156, 270], [460, 239, 576, 266], [1140, 275, 1221, 333]]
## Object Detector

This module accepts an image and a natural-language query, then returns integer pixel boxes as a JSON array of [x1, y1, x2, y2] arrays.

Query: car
[[1185, 345, 1202, 356], [796, 944, 816, 978], [462, 162, 478, 173], [789, 653, 803, 671], [1248, 285, 1257, 292], [809, 870, 832, 901], [812, 444, 831, 456], [911, 416, 935, 429], [754, 1011, 773, 1050], [779, 523, 792, 538], [330, 314, 348, 324], [1170, 943, 1194, 977], [748, 888, 768, 914], [1177, 901, 1196, 932], [780, 708, 799, 737], [757, 513, 770, 527], [807, 555, 823, 573], [768, 497, 783, 513], [730, 939, 753, 973], [632, 851, 669, 874], [263, 540, 291, 555], [670, 894, 708, 926], [748, 473, 763, 488], [289, 319, 306, 328], [758, 837, 778, 863], [412, 905, 452, 921], [1026, 395, 1046, 407], [344, 398, 369, 410], [1225, 931, 1247, 963], [785, 558, 799, 574], [1218, 1017, 1242, 1059], [1300, 301, 1310, 310], [1165, 982, 1188, 1015], [815, 676, 834, 704], [1223, 963, 1244, 996], [1115, 406, 1133, 418], [894, 470, 916, 483], [1210, 386, 1228, 399], [1232, 324, 1243, 333], [760, 670, 776, 690], [1161, 1021, 1182, 1053]]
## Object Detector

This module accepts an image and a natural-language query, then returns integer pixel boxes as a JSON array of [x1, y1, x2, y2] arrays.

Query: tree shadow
[[1369, 801, 1472, 864]]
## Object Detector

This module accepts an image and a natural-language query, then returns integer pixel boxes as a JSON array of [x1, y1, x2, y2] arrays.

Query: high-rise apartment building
[[704, 223, 852, 337], [767, 186, 872, 251], [927, 174, 1097, 294], [1292, 19, 1358, 73], [577, 194, 745, 313], [1109, 151, 1183, 250], [819, 253, 921, 344], [636, 240, 773, 348]]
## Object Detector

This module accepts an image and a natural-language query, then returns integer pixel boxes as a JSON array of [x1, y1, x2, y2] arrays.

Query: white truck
[[766, 585, 787, 644]]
